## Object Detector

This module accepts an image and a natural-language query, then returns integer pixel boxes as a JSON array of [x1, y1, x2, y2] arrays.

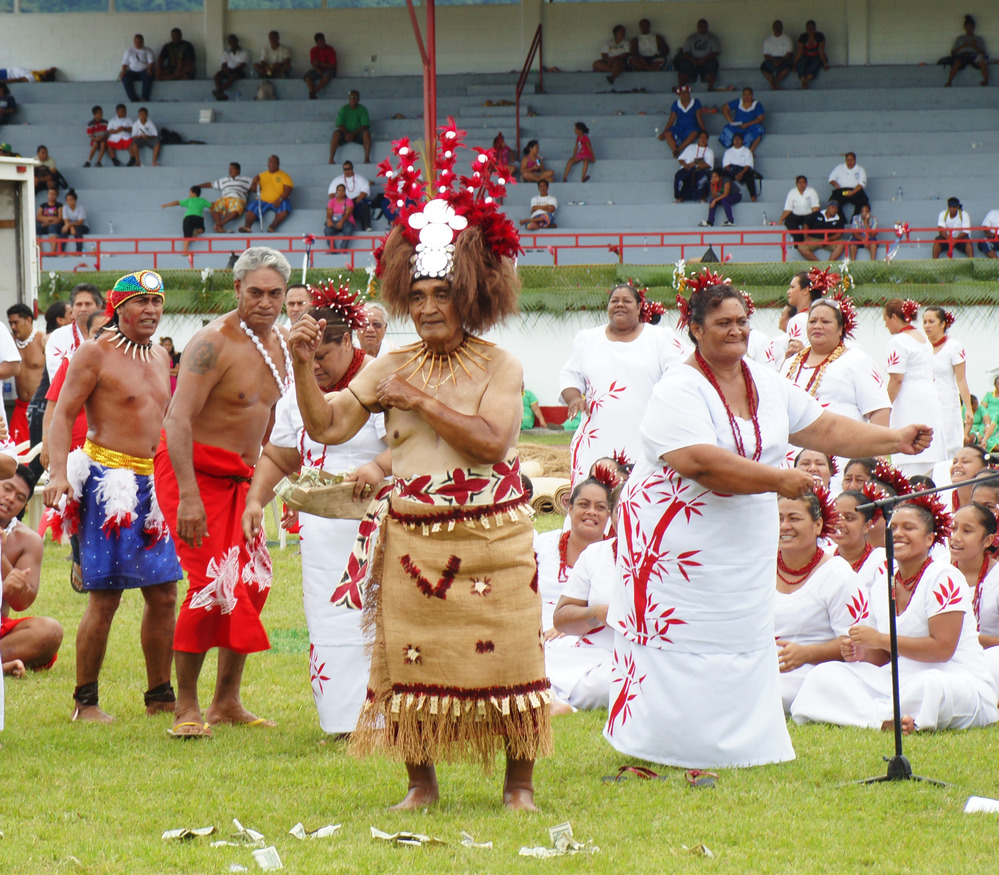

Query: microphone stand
[[852, 472, 999, 785]]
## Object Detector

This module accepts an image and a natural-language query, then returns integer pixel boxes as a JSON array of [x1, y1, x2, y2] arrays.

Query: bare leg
[[172, 649, 209, 733], [389, 762, 439, 810], [204, 647, 274, 725], [945, 61, 959, 86], [329, 130, 343, 163], [503, 755, 539, 811], [268, 210, 289, 232], [581, 160, 591, 182], [3, 659, 26, 678], [0, 617, 62, 669], [140, 582, 177, 713], [362, 129, 372, 163], [73, 589, 123, 722]]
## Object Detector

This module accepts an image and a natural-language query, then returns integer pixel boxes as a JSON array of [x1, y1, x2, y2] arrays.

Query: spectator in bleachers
[[761, 20, 794, 90], [129, 107, 161, 167], [59, 190, 89, 255], [521, 384, 549, 430], [779, 174, 820, 242], [933, 197, 973, 259], [254, 30, 291, 80], [848, 204, 879, 261], [563, 122, 595, 183], [493, 132, 515, 178], [520, 140, 555, 184], [0, 67, 55, 84], [718, 87, 766, 154], [328, 90, 371, 164], [161, 186, 212, 254], [156, 28, 195, 81], [699, 169, 741, 227], [0, 83, 15, 126], [978, 208, 999, 258], [119, 34, 155, 103], [199, 162, 254, 232], [328, 160, 372, 231], [519, 180, 557, 230], [722, 132, 758, 202], [105, 104, 134, 168], [675, 19, 721, 92], [239, 154, 293, 233], [658, 85, 707, 158], [593, 25, 630, 84], [212, 34, 249, 102], [794, 20, 829, 89], [797, 200, 846, 261], [945, 15, 989, 88], [673, 130, 714, 203], [324, 183, 355, 251], [34, 145, 66, 193], [628, 19, 669, 72], [35, 189, 62, 251], [827, 152, 868, 220], [305, 33, 337, 100], [83, 105, 108, 168]]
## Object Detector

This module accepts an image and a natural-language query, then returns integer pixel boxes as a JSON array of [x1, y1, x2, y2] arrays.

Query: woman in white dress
[[949, 502, 999, 688], [603, 281, 932, 769], [923, 307, 973, 457], [243, 288, 388, 734], [559, 284, 685, 489], [792, 498, 998, 733], [775, 491, 870, 713], [883, 299, 946, 478], [773, 271, 818, 364], [831, 490, 885, 596]]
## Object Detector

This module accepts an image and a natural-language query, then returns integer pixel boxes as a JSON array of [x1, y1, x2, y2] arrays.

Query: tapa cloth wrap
[[154, 435, 272, 654], [349, 457, 553, 767], [66, 440, 181, 591]]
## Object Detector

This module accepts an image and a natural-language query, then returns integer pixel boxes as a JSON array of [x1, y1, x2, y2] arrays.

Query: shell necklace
[[241, 320, 292, 395], [15, 328, 38, 349]]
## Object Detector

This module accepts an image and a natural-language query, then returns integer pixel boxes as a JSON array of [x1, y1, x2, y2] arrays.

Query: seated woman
[[948, 445, 996, 512], [831, 490, 885, 595], [324, 183, 355, 251], [950, 503, 999, 688], [519, 180, 557, 231], [775, 490, 869, 713], [519, 140, 555, 184], [792, 496, 999, 734], [794, 20, 829, 89], [841, 456, 877, 492], [698, 169, 741, 228]]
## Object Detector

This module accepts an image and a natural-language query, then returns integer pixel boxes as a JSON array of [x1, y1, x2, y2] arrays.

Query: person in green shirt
[[161, 186, 212, 253], [521, 385, 549, 430], [329, 89, 371, 164]]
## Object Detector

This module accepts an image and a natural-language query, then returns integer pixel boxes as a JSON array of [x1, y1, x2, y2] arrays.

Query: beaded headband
[[306, 280, 368, 333], [105, 270, 165, 316], [899, 493, 953, 547], [375, 117, 521, 282]]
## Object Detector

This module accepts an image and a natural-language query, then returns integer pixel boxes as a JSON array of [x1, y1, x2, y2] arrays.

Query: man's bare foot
[[503, 786, 539, 811], [3, 659, 26, 678], [205, 704, 276, 727], [881, 715, 916, 735], [551, 700, 574, 716], [72, 703, 114, 723], [389, 783, 440, 810], [146, 700, 176, 716]]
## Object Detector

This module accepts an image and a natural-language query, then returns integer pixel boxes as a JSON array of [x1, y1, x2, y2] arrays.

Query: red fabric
[[46, 357, 88, 450], [10, 399, 29, 446], [1, 616, 58, 669], [310, 44, 337, 68], [154, 435, 271, 655]]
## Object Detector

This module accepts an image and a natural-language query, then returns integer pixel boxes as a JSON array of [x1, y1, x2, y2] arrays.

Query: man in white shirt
[[128, 106, 160, 167], [120, 34, 155, 103], [199, 162, 254, 231], [722, 132, 758, 201], [519, 180, 558, 230], [674, 131, 714, 202], [44, 284, 102, 382], [254, 30, 291, 79], [327, 160, 372, 231], [933, 196, 973, 259], [760, 20, 794, 89], [593, 25, 630, 84], [105, 104, 134, 168], [778, 174, 820, 242], [828, 152, 869, 220], [628, 19, 669, 72], [213, 34, 249, 102], [978, 208, 999, 258]]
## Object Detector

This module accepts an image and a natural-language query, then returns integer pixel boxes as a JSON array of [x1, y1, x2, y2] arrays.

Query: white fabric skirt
[[545, 638, 611, 710]]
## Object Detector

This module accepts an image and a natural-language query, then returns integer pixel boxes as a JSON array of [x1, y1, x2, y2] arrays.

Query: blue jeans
[[122, 69, 152, 101]]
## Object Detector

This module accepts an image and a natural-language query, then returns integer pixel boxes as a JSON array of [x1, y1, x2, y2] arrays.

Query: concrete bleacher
[[4, 61, 998, 269]]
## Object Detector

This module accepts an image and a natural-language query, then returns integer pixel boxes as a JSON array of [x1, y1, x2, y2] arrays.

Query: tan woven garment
[[351, 491, 553, 767]]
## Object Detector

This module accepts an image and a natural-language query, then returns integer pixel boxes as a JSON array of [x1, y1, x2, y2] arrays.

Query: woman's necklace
[[967, 553, 991, 624], [695, 349, 762, 461], [931, 336, 948, 349], [394, 335, 493, 391], [894, 557, 933, 606], [302, 349, 368, 470], [241, 320, 293, 396], [787, 344, 847, 396], [838, 541, 873, 574], [777, 546, 824, 585], [109, 327, 154, 361], [14, 328, 37, 350]]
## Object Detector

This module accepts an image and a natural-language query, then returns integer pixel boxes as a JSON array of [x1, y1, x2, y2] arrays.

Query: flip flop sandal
[[70, 563, 84, 594], [167, 722, 212, 739], [685, 769, 719, 789], [602, 764, 667, 783]]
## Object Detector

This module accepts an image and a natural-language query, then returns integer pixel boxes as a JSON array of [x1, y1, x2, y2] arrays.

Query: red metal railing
[[36, 227, 995, 271], [515, 25, 544, 158]]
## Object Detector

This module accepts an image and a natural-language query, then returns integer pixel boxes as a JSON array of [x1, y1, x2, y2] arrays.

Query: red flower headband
[[306, 280, 368, 333], [621, 283, 666, 325], [900, 493, 953, 547], [860, 481, 888, 522], [674, 267, 753, 329], [899, 299, 920, 323], [814, 484, 840, 539], [806, 266, 839, 296]]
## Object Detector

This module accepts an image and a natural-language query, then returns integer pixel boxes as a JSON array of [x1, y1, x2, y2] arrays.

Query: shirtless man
[[155, 247, 290, 738], [44, 271, 182, 723], [291, 201, 549, 810], [1, 465, 62, 677], [6, 304, 44, 447]]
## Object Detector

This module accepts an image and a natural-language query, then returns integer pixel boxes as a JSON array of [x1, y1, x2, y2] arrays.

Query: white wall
[[2, 0, 997, 80]]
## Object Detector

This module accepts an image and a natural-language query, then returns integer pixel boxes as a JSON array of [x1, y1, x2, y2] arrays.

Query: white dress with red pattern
[[885, 331, 945, 477], [791, 562, 998, 731], [775, 554, 870, 713], [269, 391, 385, 734], [534, 529, 567, 631], [546, 539, 616, 710], [603, 358, 823, 768], [559, 323, 686, 488], [973, 563, 999, 689], [931, 336, 968, 457]]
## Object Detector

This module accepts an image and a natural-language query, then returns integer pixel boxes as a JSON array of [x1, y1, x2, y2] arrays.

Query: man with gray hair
[[154, 247, 291, 738], [358, 302, 391, 357]]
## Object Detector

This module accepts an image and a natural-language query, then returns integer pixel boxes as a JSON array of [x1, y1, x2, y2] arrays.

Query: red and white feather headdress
[[306, 280, 368, 332]]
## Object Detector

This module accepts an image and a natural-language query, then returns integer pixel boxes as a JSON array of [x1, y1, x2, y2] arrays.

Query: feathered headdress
[[306, 280, 368, 332], [611, 448, 632, 469], [810, 291, 858, 340], [672, 262, 753, 329], [899, 299, 920, 323], [941, 310, 956, 330], [621, 283, 666, 324], [806, 266, 840, 296], [374, 117, 521, 280], [871, 459, 913, 497], [860, 481, 888, 522], [900, 493, 953, 547], [814, 484, 840, 538], [591, 461, 623, 493]]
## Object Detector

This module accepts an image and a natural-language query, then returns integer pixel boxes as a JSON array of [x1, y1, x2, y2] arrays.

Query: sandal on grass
[[70, 563, 84, 593], [167, 721, 212, 739], [602, 764, 667, 783], [685, 769, 719, 789]]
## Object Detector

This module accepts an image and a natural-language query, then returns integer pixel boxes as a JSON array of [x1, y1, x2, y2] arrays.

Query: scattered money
[[161, 826, 216, 841], [251, 846, 283, 871], [289, 822, 341, 840], [519, 821, 599, 858], [459, 831, 493, 849], [965, 796, 999, 813], [371, 826, 446, 846], [681, 843, 715, 858]]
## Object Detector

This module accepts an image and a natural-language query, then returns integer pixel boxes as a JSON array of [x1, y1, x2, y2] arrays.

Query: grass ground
[[4, 537, 999, 873]]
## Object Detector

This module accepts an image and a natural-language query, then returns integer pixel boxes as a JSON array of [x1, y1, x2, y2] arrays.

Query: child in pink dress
[[563, 122, 595, 182]]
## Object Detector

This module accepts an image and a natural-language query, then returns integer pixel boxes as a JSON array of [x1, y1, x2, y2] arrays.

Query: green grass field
[[3, 535, 999, 874]]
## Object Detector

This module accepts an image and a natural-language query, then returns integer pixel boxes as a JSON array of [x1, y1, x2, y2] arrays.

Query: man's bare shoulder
[[8, 521, 43, 559], [477, 342, 522, 381], [180, 312, 239, 375]]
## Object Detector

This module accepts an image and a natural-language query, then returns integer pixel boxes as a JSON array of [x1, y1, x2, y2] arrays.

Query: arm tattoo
[[185, 339, 219, 375]]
